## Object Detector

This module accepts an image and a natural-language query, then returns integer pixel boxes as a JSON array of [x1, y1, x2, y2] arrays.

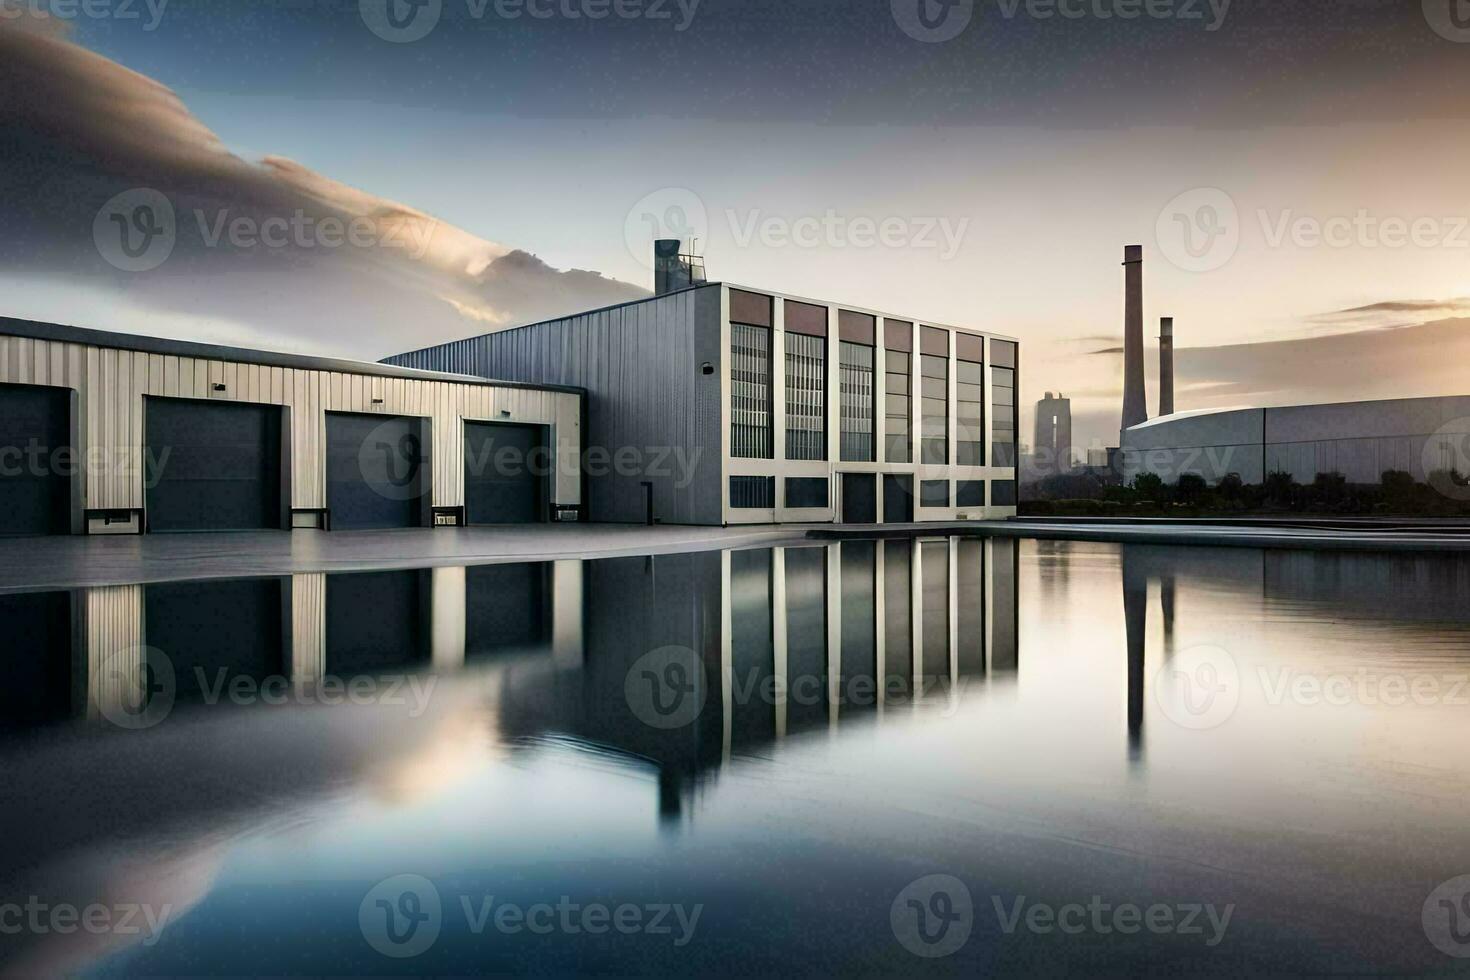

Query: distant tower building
[[1034, 391, 1075, 475], [1120, 245, 1149, 438]]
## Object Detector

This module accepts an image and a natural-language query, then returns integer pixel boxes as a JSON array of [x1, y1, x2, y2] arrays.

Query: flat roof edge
[[0, 316, 585, 396]]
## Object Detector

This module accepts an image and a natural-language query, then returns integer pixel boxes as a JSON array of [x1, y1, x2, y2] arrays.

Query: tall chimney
[[653, 239, 685, 295], [1159, 317, 1175, 417], [1120, 244, 1148, 437]]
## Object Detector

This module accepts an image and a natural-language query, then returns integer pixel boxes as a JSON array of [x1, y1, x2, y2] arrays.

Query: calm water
[[4, 538, 1470, 975]]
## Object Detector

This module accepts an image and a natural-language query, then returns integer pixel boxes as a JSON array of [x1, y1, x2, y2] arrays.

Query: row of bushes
[[1021, 470, 1470, 518]]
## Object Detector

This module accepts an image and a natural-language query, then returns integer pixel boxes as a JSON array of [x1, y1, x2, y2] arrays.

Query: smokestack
[[1120, 244, 1148, 437], [653, 239, 685, 295], [1159, 317, 1175, 417]]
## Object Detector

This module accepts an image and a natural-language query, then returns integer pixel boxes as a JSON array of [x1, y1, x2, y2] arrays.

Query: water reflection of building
[[1, 539, 1020, 816]]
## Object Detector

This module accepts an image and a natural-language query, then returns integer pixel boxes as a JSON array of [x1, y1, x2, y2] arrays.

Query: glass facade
[[731, 322, 772, 459], [785, 331, 826, 460], [920, 353, 948, 465], [991, 365, 1017, 467], [884, 349, 911, 463], [839, 341, 874, 462]]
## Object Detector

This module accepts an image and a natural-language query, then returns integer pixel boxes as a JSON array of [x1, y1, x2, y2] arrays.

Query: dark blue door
[[463, 421, 547, 524], [145, 398, 283, 532], [0, 384, 70, 536], [325, 413, 428, 530]]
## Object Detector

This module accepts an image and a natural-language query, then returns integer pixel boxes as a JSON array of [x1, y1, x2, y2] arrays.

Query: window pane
[[840, 341, 874, 462], [731, 322, 772, 459], [730, 476, 774, 509], [957, 480, 985, 507], [786, 331, 826, 461], [919, 480, 950, 507], [957, 361, 984, 384], [785, 477, 830, 509]]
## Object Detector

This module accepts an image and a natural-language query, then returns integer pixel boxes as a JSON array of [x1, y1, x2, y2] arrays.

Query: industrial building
[[1120, 396, 1470, 486], [0, 317, 584, 536], [1111, 246, 1470, 488], [387, 244, 1021, 525]]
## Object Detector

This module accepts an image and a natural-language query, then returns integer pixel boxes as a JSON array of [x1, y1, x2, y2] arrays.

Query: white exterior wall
[[719, 285, 1020, 524], [1121, 395, 1470, 485], [0, 332, 582, 517]]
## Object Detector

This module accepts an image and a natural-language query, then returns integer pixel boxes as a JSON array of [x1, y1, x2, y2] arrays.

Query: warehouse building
[[1120, 395, 1470, 486], [386, 254, 1021, 525], [0, 317, 584, 536]]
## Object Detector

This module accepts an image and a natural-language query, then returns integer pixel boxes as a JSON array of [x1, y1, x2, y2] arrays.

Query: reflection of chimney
[[1120, 245, 1148, 437], [1159, 317, 1175, 416]]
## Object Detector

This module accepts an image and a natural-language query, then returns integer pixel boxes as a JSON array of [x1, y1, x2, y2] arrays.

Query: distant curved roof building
[[1120, 395, 1470, 486]]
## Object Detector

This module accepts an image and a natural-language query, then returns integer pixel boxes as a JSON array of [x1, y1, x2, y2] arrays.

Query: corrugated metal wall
[[389, 287, 723, 524], [84, 584, 143, 720], [0, 334, 581, 512]]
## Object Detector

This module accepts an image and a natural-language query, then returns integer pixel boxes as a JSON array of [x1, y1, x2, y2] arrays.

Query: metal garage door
[[325, 570, 429, 674], [463, 421, 548, 525], [326, 413, 429, 530], [0, 384, 71, 536], [145, 578, 285, 701], [145, 398, 284, 532]]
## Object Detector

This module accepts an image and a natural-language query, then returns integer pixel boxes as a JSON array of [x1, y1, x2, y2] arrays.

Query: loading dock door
[[0, 384, 71, 536], [840, 473, 877, 524], [463, 421, 548, 525], [145, 398, 284, 532], [326, 413, 429, 530]]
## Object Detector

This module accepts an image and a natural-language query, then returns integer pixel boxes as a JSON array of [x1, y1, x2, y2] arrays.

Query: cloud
[[0, 20, 644, 359], [1302, 297, 1470, 334]]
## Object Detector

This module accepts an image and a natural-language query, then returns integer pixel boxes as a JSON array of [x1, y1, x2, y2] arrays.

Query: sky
[[2, 0, 1469, 450]]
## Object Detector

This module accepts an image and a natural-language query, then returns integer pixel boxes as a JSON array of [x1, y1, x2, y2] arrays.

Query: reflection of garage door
[[466, 562, 551, 657], [326, 570, 429, 674], [326, 413, 429, 530], [464, 422, 548, 525], [145, 398, 284, 532], [0, 384, 71, 537], [0, 590, 72, 727], [145, 578, 284, 701]]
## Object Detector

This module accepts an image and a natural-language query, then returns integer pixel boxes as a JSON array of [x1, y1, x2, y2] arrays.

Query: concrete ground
[[6, 516, 1470, 594], [0, 524, 812, 594]]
